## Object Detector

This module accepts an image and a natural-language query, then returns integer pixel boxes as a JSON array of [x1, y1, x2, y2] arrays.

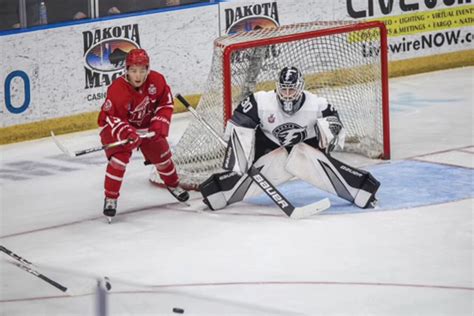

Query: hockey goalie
[[199, 66, 380, 211]]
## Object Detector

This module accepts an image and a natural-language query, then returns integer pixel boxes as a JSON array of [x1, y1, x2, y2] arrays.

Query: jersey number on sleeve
[[241, 97, 253, 113]]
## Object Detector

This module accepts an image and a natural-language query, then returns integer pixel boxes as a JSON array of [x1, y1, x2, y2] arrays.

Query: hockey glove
[[222, 125, 255, 175], [315, 116, 345, 152], [149, 116, 170, 140], [325, 116, 343, 136], [119, 125, 141, 151]]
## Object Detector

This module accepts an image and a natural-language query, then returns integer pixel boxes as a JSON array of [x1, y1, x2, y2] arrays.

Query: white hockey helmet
[[276, 66, 305, 115]]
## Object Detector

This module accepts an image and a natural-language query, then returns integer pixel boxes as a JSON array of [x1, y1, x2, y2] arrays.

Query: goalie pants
[[100, 128, 179, 199], [200, 142, 379, 210]]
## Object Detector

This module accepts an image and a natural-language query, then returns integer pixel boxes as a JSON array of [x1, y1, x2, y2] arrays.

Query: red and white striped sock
[[155, 158, 179, 187], [104, 156, 128, 199]]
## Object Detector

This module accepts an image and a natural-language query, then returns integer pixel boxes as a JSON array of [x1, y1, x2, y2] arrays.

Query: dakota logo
[[84, 39, 139, 72], [225, 1, 279, 33], [83, 24, 141, 90], [223, 2, 281, 78], [252, 174, 289, 209]]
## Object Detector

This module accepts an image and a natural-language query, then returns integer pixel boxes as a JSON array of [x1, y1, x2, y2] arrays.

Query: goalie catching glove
[[315, 115, 345, 152]]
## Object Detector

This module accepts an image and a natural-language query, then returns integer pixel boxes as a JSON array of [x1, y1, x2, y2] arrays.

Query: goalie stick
[[50, 131, 155, 157], [175, 94, 330, 219], [0, 245, 68, 292]]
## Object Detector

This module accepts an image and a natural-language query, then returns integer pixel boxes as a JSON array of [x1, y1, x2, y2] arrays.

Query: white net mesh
[[173, 21, 388, 189]]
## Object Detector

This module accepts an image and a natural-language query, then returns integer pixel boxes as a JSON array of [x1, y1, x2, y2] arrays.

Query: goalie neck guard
[[276, 66, 305, 115]]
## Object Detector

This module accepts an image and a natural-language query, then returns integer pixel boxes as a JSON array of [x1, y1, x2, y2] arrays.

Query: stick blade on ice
[[290, 198, 331, 219], [50, 131, 76, 157]]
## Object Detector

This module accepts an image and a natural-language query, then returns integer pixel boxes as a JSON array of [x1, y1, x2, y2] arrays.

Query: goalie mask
[[276, 67, 305, 115]]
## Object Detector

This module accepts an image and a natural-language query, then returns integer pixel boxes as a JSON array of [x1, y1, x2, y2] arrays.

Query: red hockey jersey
[[98, 70, 174, 130]]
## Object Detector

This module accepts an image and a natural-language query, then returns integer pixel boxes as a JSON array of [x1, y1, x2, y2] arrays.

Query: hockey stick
[[50, 131, 155, 157], [175, 94, 330, 219], [0, 245, 68, 292]]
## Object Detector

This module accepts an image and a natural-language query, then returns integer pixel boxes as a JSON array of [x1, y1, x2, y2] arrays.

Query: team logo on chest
[[272, 123, 307, 147], [148, 84, 157, 95], [129, 96, 151, 125]]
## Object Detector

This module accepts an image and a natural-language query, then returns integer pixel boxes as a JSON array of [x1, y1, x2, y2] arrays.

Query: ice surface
[[0, 67, 473, 315]]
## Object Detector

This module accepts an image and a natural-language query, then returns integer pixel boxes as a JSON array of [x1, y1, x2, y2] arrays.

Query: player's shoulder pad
[[304, 91, 328, 106], [304, 92, 332, 113], [108, 76, 125, 89], [232, 93, 260, 128], [107, 76, 129, 96], [253, 90, 276, 104], [147, 70, 166, 83], [236, 93, 259, 113]]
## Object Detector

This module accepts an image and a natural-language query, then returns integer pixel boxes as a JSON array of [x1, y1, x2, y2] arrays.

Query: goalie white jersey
[[228, 90, 332, 148], [201, 89, 379, 212]]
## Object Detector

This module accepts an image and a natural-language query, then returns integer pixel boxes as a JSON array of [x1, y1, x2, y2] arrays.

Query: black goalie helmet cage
[[276, 66, 305, 115]]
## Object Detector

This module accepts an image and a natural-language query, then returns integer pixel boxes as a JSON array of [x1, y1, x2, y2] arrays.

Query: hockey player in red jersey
[[98, 48, 189, 222]]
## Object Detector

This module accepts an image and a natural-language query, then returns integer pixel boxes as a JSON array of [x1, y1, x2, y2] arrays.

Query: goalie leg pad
[[245, 147, 294, 198], [286, 143, 379, 208], [325, 154, 380, 208], [199, 147, 293, 210], [354, 173, 380, 208]]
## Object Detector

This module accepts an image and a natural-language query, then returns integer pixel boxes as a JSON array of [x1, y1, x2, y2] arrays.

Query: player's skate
[[103, 197, 117, 224], [167, 186, 190, 204]]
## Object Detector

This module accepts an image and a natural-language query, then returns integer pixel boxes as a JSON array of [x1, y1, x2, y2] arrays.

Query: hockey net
[[172, 21, 390, 190]]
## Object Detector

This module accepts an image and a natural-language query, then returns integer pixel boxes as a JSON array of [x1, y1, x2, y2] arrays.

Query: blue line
[[0, 2, 217, 37]]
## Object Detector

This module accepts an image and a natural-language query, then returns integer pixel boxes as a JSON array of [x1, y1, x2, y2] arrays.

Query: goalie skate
[[103, 197, 117, 224]]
